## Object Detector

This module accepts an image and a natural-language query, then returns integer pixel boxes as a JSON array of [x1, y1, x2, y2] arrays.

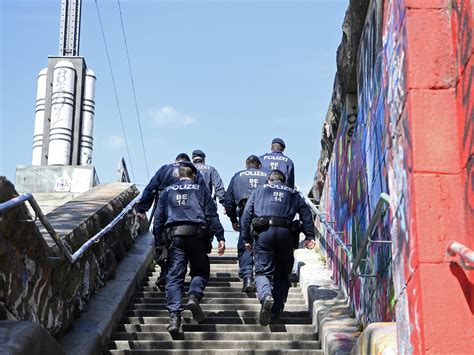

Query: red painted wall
[[403, 0, 474, 353]]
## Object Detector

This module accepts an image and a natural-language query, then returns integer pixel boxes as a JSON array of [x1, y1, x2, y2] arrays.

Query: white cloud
[[147, 105, 197, 127], [104, 135, 124, 149]]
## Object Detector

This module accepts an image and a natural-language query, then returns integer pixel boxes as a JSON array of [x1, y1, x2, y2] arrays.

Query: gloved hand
[[156, 245, 168, 263]]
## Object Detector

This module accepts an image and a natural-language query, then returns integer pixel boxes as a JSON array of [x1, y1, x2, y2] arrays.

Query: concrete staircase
[[106, 248, 323, 354]]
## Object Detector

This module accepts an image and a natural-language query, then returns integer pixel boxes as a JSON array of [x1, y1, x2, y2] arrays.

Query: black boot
[[259, 294, 274, 326], [242, 277, 255, 293], [167, 312, 181, 334], [271, 310, 283, 324], [186, 293, 205, 322]]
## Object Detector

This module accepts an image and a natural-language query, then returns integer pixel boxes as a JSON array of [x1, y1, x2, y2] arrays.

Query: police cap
[[271, 138, 286, 148], [179, 161, 198, 174], [192, 149, 206, 158]]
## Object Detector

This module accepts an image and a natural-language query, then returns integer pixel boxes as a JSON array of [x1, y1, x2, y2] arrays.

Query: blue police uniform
[[259, 152, 295, 189], [137, 162, 205, 214], [194, 162, 226, 204], [224, 167, 267, 279], [240, 181, 314, 320], [153, 178, 225, 315], [137, 162, 206, 287]]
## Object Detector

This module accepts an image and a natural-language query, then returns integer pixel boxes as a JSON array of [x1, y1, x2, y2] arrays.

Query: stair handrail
[[299, 189, 353, 261], [117, 157, 131, 183], [349, 192, 390, 279], [446, 240, 474, 270], [0, 191, 141, 264]]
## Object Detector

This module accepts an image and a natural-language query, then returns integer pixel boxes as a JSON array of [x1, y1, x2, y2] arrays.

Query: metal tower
[[59, 0, 82, 56]]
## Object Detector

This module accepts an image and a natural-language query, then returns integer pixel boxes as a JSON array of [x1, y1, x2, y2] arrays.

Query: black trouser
[[166, 235, 210, 313], [254, 226, 294, 313]]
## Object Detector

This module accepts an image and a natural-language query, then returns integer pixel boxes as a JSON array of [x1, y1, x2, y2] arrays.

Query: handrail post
[[349, 193, 391, 280], [0, 191, 141, 265]]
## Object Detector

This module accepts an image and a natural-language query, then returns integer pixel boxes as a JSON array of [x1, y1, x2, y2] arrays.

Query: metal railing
[[117, 157, 131, 183], [446, 240, 474, 270], [349, 193, 391, 279], [300, 192, 353, 261], [0, 192, 141, 264]]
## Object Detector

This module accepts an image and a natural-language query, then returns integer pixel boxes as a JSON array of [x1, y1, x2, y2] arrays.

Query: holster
[[251, 216, 270, 235]]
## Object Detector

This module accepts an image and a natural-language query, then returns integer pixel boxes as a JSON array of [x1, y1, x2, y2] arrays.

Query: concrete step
[[132, 292, 304, 299], [106, 349, 324, 354], [124, 309, 310, 316], [146, 270, 244, 279], [140, 281, 300, 288], [115, 324, 316, 333], [136, 286, 303, 293], [130, 297, 304, 305], [145, 276, 243, 282], [111, 331, 318, 341], [207, 260, 238, 265], [108, 339, 321, 350], [121, 316, 312, 325]]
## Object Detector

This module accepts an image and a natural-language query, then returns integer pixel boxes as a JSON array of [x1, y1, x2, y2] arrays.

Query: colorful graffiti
[[318, 0, 394, 327], [317, 0, 474, 352]]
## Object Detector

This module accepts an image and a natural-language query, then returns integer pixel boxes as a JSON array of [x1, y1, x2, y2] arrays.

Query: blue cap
[[192, 149, 206, 158], [271, 138, 286, 148], [179, 161, 197, 174]]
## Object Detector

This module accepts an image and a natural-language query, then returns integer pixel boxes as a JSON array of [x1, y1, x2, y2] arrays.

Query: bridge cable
[[116, 0, 150, 179], [94, 0, 136, 182]]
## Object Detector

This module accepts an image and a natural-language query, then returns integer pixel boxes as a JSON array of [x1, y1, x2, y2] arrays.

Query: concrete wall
[[315, 0, 474, 353], [0, 177, 144, 338]]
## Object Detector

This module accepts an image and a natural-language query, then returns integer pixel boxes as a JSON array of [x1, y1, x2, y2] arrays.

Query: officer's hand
[[137, 212, 146, 220], [217, 240, 226, 256], [232, 222, 239, 231], [245, 243, 253, 251], [304, 239, 316, 250], [156, 246, 168, 262]]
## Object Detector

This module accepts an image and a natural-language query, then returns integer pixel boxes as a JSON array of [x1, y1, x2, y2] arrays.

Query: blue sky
[[1, 0, 347, 191]]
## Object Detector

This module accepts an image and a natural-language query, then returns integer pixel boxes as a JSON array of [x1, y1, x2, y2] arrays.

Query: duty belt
[[268, 217, 292, 229], [167, 224, 198, 237]]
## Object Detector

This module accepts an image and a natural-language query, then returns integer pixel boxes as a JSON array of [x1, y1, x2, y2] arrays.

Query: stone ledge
[[351, 322, 397, 355], [294, 248, 360, 354], [0, 177, 144, 338], [0, 321, 65, 355], [59, 232, 155, 354]]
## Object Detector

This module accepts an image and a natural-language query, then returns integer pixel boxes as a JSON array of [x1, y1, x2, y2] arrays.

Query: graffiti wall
[[318, 0, 394, 326], [317, 0, 474, 352]]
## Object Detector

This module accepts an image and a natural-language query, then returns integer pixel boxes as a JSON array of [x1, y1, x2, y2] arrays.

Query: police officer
[[224, 155, 267, 292], [137, 153, 204, 287], [192, 149, 226, 205], [153, 161, 226, 333], [260, 138, 295, 188], [240, 170, 315, 326]]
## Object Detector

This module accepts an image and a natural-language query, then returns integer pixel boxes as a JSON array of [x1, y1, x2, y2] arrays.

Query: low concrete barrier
[[295, 248, 361, 354], [0, 176, 144, 338]]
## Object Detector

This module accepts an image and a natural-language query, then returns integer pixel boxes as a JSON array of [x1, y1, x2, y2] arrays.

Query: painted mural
[[316, 0, 474, 352], [318, 0, 394, 326]]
